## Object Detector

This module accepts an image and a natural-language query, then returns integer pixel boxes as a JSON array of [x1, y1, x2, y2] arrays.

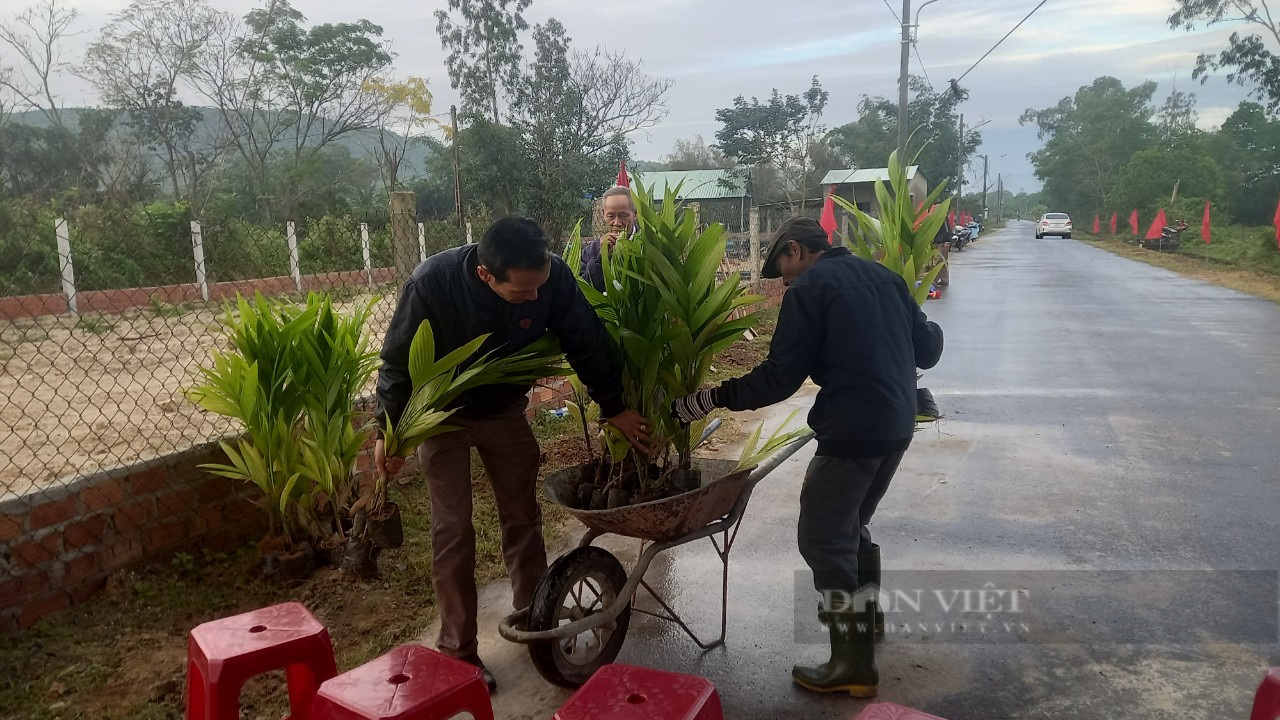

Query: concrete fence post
[[286, 220, 302, 292], [360, 222, 373, 287], [190, 221, 209, 302], [390, 192, 418, 286], [55, 218, 78, 315]]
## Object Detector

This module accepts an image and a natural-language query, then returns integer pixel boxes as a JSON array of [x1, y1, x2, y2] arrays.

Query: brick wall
[[0, 442, 263, 631], [0, 267, 401, 321]]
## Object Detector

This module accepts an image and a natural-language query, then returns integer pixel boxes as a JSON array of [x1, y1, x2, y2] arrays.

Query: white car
[[1037, 213, 1072, 239]]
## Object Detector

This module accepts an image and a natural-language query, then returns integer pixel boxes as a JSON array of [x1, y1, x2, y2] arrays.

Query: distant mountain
[[8, 107, 442, 177]]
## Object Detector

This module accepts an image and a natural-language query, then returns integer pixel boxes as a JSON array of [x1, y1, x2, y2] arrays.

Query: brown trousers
[[415, 398, 546, 658]]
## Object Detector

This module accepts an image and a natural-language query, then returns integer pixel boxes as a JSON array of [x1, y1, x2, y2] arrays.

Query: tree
[[1215, 101, 1280, 224], [1114, 141, 1224, 214], [662, 135, 732, 170], [434, 0, 530, 124], [508, 19, 637, 241], [714, 76, 829, 213], [1169, 0, 1280, 113], [80, 0, 222, 203], [363, 76, 437, 192], [828, 76, 980, 191], [195, 0, 395, 219], [1020, 76, 1158, 216], [568, 46, 672, 155], [0, 0, 77, 130], [1156, 89, 1200, 141]]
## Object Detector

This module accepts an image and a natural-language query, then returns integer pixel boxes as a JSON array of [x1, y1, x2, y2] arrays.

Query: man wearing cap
[[671, 217, 944, 698]]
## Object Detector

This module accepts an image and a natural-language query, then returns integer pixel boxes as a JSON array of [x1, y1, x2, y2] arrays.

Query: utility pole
[[898, 0, 912, 153], [451, 105, 463, 229], [981, 154, 989, 221], [955, 113, 964, 221], [997, 174, 1004, 224]]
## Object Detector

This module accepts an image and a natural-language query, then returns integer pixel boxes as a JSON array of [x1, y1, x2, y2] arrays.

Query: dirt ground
[[0, 291, 400, 501]]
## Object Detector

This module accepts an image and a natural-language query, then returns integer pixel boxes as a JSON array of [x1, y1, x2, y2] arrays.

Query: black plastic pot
[[277, 543, 316, 580], [916, 387, 940, 419], [671, 468, 702, 493], [606, 488, 631, 509], [589, 489, 607, 511], [368, 502, 404, 549], [339, 538, 380, 580]]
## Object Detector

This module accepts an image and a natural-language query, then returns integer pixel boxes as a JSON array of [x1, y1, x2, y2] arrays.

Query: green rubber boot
[[817, 543, 885, 636], [858, 542, 885, 635], [792, 604, 879, 697]]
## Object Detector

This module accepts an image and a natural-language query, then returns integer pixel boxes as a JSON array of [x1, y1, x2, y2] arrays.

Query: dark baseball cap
[[761, 217, 829, 279]]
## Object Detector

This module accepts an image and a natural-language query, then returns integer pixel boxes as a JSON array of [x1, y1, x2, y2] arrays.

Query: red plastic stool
[[554, 664, 722, 720], [187, 601, 338, 720], [311, 644, 493, 720], [1251, 667, 1280, 720], [855, 703, 948, 719]]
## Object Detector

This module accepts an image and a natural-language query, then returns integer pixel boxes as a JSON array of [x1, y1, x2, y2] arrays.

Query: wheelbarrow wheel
[[527, 546, 631, 688]]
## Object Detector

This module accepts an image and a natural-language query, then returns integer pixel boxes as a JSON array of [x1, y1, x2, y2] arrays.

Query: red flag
[[1273, 195, 1280, 248], [1202, 201, 1211, 244], [1129, 210, 1139, 236], [820, 185, 837, 241], [949, 210, 956, 226], [616, 160, 631, 188], [1144, 208, 1168, 240], [1109, 212, 1117, 235], [1093, 215, 1100, 234]]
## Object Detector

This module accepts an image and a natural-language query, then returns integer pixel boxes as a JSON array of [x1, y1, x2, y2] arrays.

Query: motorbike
[[1141, 219, 1186, 252], [952, 224, 972, 251]]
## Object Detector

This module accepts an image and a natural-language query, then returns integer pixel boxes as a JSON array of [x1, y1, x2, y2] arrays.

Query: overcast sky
[[15, 0, 1264, 195]]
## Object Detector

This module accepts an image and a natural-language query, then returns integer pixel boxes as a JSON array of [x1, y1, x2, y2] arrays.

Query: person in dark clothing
[[671, 216, 943, 699], [579, 186, 637, 292], [374, 216, 649, 693]]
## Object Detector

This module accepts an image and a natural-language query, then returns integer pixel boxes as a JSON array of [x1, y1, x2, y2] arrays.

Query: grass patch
[[1079, 230, 1280, 304]]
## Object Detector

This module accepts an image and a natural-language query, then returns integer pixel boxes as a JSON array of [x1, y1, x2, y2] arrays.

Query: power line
[[955, 0, 1049, 84], [913, 45, 933, 89], [881, 0, 901, 24]]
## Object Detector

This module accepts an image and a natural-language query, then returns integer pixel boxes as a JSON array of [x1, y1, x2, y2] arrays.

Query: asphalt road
[[443, 221, 1280, 719]]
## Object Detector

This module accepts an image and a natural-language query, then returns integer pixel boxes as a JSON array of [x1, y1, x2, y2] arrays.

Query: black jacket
[[578, 237, 607, 292], [716, 247, 944, 458], [375, 245, 626, 429]]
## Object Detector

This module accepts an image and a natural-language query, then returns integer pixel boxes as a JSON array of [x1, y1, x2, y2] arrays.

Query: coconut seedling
[[566, 180, 764, 498]]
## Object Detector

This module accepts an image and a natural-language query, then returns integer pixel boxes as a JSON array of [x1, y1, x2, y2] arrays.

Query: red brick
[[19, 593, 69, 629], [28, 495, 79, 531], [155, 489, 194, 517], [0, 571, 48, 605], [67, 576, 108, 605], [192, 504, 224, 534], [113, 499, 156, 533], [129, 466, 169, 494], [101, 539, 144, 570], [80, 478, 128, 511], [144, 520, 188, 552], [0, 513, 22, 542], [11, 533, 62, 569], [63, 515, 110, 551], [196, 477, 234, 504], [60, 554, 102, 584]]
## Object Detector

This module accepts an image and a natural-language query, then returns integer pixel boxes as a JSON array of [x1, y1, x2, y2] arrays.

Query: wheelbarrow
[[498, 427, 816, 687]]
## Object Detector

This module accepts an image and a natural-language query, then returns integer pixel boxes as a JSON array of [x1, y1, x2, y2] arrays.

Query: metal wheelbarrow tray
[[499, 431, 815, 687]]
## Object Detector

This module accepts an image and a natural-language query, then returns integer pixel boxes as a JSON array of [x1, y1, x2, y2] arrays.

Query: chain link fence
[[0, 201, 472, 504]]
